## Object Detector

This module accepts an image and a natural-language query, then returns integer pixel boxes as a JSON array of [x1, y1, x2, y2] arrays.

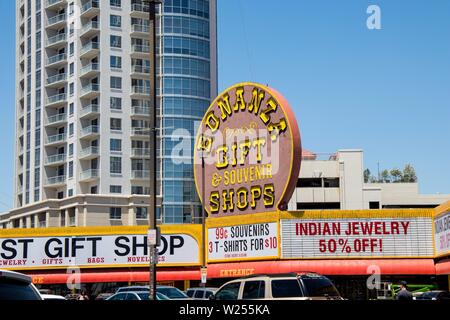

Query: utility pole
[[144, 0, 162, 301], [201, 134, 207, 287]]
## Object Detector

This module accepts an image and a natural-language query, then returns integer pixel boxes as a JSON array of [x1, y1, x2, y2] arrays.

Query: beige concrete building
[[288, 149, 450, 211]]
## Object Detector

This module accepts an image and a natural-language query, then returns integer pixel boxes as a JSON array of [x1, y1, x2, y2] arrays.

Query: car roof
[[240, 272, 323, 279], [0, 269, 32, 283], [42, 294, 66, 300], [187, 287, 218, 291]]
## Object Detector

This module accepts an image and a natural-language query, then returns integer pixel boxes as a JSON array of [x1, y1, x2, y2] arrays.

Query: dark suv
[[211, 273, 343, 300], [0, 269, 43, 300]]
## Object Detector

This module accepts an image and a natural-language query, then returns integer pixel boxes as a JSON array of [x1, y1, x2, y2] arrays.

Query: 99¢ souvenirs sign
[[194, 83, 301, 217]]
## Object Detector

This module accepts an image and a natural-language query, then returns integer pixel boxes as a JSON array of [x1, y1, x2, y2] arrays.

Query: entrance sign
[[194, 82, 301, 217]]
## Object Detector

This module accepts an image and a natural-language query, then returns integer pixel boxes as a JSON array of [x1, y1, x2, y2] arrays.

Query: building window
[[110, 0, 121, 8], [69, 83, 74, 96], [110, 97, 122, 110], [69, 103, 74, 115], [68, 161, 73, 178], [110, 35, 122, 48], [131, 186, 143, 195], [110, 185, 122, 193], [110, 207, 122, 220], [369, 202, 380, 209], [110, 139, 122, 152], [136, 207, 148, 220], [34, 168, 40, 188], [70, 63, 74, 76], [110, 15, 121, 28], [110, 156, 122, 174], [297, 178, 322, 188], [110, 56, 122, 69], [324, 178, 340, 188], [110, 118, 122, 131], [68, 189, 73, 197], [69, 123, 74, 136], [70, 42, 74, 56], [110, 76, 122, 89], [69, 143, 73, 157]]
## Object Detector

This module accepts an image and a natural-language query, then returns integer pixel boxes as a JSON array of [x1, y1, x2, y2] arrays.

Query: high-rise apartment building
[[11, 0, 217, 227]]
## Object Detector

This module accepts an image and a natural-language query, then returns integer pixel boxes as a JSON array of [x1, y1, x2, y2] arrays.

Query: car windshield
[[0, 278, 41, 300], [301, 276, 340, 297], [137, 292, 150, 300], [157, 292, 170, 300], [157, 287, 188, 298], [422, 291, 440, 298]]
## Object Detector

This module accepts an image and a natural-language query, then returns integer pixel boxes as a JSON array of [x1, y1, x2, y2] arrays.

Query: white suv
[[211, 273, 343, 300]]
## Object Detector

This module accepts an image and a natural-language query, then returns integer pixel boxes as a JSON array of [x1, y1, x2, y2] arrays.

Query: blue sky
[[0, 0, 448, 211]]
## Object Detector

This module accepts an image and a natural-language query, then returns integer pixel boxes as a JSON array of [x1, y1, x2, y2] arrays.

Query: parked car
[[157, 285, 190, 300], [65, 293, 83, 300], [0, 269, 43, 300], [41, 294, 66, 300], [211, 273, 343, 300], [107, 291, 170, 300], [186, 287, 218, 300], [95, 293, 114, 300], [414, 290, 450, 300], [116, 285, 190, 300], [116, 286, 149, 293]]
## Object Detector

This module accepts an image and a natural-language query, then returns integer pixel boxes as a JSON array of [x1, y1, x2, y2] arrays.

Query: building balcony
[[131, 44, 150, 58], [46, 113, 67, 127], [80, 169, 99, 182], [81, 0, 100, 19], [80, 83, 100, 99], [46, 73, 67, 88], [46, 13, 66, 29], [80, 42, 100, 59], [131, 86, 151, 97], [45, 175, 66, 187], [79, 146, 99, 160], [131, 106, 150, 117], [131, 127, 149, 137], [46, 0, 67, 10], [46, 93, 67, 107], [131, 24, 149, 36], [80, 21, 100, 38], [131, 4, 150, 18], [131, 148, 150, 158], [45, 153, 66, 166], [46, 53, 67, 68], [131, 170, 150, 180], [45, 133, 66, 146], [80, 104, 99, 120], [46, 33, 67, 49], [131, 65, 151, 76], [80, 63, 100, 78], [80, 125, 100, 139]]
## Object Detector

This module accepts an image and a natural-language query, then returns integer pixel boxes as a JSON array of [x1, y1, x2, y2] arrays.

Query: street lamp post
[[143, 0, 162, 301]]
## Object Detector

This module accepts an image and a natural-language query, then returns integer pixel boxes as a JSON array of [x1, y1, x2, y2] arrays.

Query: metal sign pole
[[145, 0, 162, 301]]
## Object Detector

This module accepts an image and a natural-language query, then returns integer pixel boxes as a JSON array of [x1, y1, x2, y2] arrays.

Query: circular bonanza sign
[[194, 82, 301, 217]]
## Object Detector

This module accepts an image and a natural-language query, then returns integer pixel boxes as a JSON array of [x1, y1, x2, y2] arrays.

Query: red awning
[[30, 270, 201, 285], [435, 259, 450, 275], [29, 259, 438, 284], [206, 259, 437, 277]]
